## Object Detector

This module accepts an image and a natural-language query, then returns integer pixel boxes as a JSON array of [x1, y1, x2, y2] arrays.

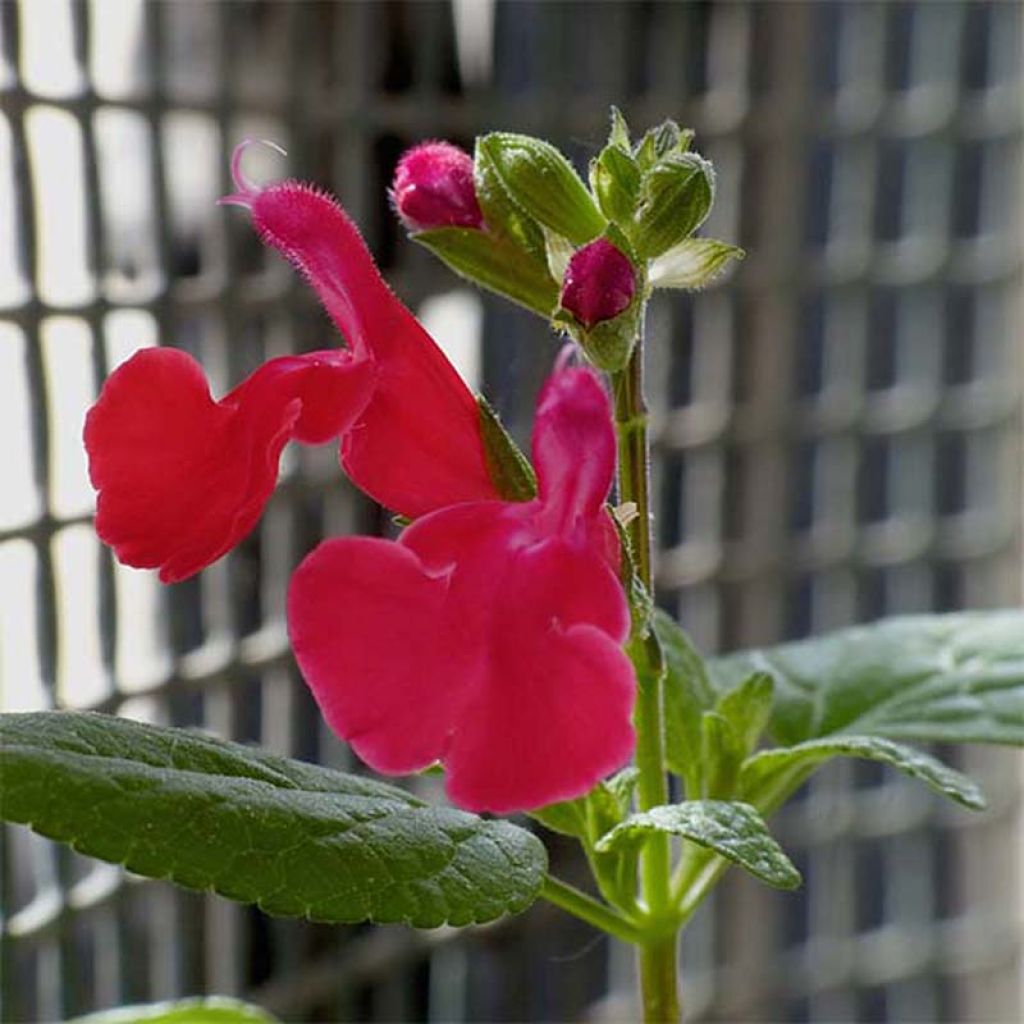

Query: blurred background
[[1, 1, 1022, 1021]]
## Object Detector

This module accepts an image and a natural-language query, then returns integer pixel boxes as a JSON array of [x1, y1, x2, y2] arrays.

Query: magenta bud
[[391, 141, 484, 232], [559, 238, 636, 328]]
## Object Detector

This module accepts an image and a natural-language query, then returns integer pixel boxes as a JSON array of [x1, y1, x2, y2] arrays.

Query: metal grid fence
[[1, 1, 1021, 1021]]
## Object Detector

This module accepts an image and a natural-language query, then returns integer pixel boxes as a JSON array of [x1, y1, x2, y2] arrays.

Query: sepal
[[633, 154, 715, 259], [633, 119, 695, 171], [589, 144, 642, 226], [650, 237, 745, 290], [477, 132, 607, 246], [473, 136, 548, 260]]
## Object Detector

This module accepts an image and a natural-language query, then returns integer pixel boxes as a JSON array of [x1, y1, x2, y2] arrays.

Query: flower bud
[[391, 141, 484, 232], [559, 238, 636, 328]]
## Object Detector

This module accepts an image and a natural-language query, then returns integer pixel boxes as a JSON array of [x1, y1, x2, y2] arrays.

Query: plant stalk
[[540, 875, 644, 946], [613, 342, 680, 1023]]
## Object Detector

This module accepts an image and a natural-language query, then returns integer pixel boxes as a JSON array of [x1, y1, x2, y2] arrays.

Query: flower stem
[[613, 342, 680, 1022], [540, 875, 644, 946]]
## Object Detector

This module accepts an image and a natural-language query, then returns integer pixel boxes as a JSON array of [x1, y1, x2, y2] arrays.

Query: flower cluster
[[85, 142, 635, 812]]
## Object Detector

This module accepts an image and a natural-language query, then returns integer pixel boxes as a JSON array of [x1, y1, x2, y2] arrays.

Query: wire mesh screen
[[1, 1, 1021, 1021]]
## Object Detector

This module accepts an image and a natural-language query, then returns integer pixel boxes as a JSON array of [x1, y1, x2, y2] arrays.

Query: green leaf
[[741, 735, 987, 812], [589, 145, 641, 226], [716, 672, 775, 755], [70, 997, 277, 1024], [700, 711, 744, 799], [708, 611, 1024, 748], [633, 155, 715, 259], [654, 610, 715, 794], [595, 801, 801, 891], [477, 133, 607, 246], [0, 712, 547, 928], [477, 395, 538, 501], [649, 238, 744, 289], [414, 227, 558, 317]]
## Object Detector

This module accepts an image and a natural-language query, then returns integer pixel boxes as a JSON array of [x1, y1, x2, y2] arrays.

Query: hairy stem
[[613, 343, 680, 1023]]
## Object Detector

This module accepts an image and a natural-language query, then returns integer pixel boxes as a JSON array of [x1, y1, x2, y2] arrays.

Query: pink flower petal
[[85, 347, 373, 582], [287, 363, 636, 812], [288, 535, 475, 774], [239, 179, 499, 516]]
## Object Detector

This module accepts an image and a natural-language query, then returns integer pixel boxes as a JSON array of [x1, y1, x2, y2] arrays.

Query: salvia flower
[[85, 143, 500, 582], [288, 363, 636, 813], [560, 237, 636, 327], [391, 141, 484, 232]]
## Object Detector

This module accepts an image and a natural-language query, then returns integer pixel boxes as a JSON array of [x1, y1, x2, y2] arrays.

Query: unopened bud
[[559, 238, 636, 328], [392, 142, 484, 232]]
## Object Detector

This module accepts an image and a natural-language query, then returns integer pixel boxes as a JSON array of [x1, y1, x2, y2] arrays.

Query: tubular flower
[[391, 141, 484, 232], [85, 144, 500, 582], [288, 364, 636, 813]]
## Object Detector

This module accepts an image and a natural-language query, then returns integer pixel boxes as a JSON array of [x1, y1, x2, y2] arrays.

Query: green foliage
[[477, 133, 607, 246], [716, 672, 775, 755], [413, 226, 558, 317], [595, 801, 801, 891], [709, 611, 1024, 747], [654, 610, 715, 796], [530, 769, 640, 912], [0, 712, 546, 928], [70, 998, 277, 1024], [740, 735, 987, 812], [477, 395, 538, 501]]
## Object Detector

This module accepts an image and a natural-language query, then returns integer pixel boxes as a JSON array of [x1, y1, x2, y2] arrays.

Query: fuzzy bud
[[391, 141, 484, 232], [559, 238, 636, 328]]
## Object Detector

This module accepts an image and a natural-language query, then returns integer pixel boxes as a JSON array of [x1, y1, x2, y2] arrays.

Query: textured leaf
[[0, 712, 546, 928], [71, 997, 277, 1024], [708, 611, 1024, 747], [595, 801, 801, 890], [414, 227, 558, 317], [741, 735, 986, 811]]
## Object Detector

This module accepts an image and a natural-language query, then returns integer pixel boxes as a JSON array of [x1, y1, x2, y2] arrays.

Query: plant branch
[[540, 874, 644, 945]]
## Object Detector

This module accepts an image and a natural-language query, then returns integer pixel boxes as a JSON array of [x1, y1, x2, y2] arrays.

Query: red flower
[[391, 141, 484, 232], [85, 348, 374, 583], [85, 145, 499, 582], [288, 364, 635, 812]]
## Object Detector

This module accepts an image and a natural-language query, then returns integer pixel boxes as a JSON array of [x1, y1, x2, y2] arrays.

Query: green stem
[[613, 343, 679, 1022], [639, 936, 681, 1023], [540, 875, 644, 946]]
